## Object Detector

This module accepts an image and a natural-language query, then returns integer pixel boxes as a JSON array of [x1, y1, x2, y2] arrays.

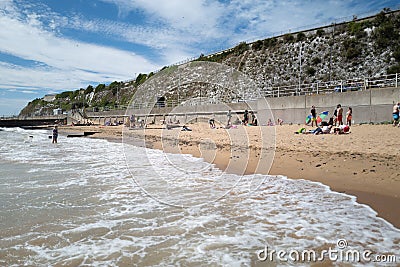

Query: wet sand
[[60, 123, 400, 228]]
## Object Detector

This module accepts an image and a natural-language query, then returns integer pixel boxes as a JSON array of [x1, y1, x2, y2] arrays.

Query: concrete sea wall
[[87, 87, 400, 125]]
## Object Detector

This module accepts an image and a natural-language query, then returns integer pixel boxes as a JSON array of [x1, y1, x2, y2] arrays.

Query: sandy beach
[[60, 123, 400, 228]]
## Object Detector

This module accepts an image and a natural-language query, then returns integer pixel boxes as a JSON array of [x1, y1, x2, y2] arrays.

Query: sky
[[0, 0, 399, 115]]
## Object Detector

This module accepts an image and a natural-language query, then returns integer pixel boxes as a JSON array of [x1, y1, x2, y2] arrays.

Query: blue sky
[[0, 0, 399, 115]]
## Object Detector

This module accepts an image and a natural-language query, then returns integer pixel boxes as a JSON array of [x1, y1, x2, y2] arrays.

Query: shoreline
[[59, 123, 400, 229]]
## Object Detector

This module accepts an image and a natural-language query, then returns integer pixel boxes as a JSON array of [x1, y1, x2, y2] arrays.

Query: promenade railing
[[120, 72, 400, 110], [259, 73, 398, 97]]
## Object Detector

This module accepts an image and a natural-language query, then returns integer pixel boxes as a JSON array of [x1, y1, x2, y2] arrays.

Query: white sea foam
[[0, 127, 399, 266]]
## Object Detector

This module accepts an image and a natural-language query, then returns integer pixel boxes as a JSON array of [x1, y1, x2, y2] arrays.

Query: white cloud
[[0, 14, 158, 75], [98, 0, 226, 40], [0, 2, 160, 97], [100, 0, 224, 28], [96, 0, 346, 48]]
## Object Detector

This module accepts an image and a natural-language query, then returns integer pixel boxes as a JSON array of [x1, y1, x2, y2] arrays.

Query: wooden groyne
[[0, 116, 67, 128]]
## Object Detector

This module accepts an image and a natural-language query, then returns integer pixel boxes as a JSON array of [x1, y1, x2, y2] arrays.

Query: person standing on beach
[[227, 110, 232, 126], [393, 102, 400, 126], [336, 104, 343, 125], [130, 114, 136, 128], [243, 110, 249, 125], [310, 105, 317, 127], [346, 107, 353, 126], [52, 125, 58, 143]]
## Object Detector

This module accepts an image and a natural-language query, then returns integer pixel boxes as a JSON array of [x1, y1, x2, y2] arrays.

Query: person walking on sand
[[310, 105, 317, 127], [227, 110, 232, 126], [393, 102, 400, 126], [336, 104, 343, 125], [52, 125, 58, 143], [346, 107, 353, 126]]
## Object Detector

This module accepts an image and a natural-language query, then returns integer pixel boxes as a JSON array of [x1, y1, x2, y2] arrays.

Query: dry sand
[[60, 123, 400, 228]]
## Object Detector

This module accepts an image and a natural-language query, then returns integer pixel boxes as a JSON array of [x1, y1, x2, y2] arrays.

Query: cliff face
[[20, 10, 400, 116], [207, 10, 400, 90]]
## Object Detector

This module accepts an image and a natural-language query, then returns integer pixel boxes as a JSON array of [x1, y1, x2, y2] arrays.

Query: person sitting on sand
[[250, 111, 257, 126], [322, 125, 333, 134], [181, 125, 192, 131], [328, 116, 334, 126], [333, 125, 350, 134], [209, 118, 216, 129]]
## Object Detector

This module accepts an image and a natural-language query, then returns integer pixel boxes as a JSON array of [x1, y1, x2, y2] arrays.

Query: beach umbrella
[[316, 111, 329, 123], [305, 114, 312, 124]]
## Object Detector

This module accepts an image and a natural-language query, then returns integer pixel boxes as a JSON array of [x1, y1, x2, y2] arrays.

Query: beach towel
[[295, 127, 306, 134]]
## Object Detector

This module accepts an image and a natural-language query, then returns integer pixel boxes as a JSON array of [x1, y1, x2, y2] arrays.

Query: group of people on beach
[[128, 114, 146, 128], [303, 104, 352, 135], [91, 100, 400, 136], [309, 104, 352, 127], [242, 110, 258, 126]]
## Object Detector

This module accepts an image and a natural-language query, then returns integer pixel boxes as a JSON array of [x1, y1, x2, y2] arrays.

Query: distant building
[[43, 94, 56, 102], [53, 108, 62, 115]]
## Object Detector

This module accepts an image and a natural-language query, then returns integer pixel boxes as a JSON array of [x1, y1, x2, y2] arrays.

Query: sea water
[[0, 127, 399, 266]]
